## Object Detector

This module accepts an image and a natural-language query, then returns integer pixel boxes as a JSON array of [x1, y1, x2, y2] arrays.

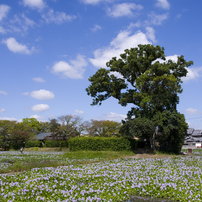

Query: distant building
[[184, 128, 202, 148], [35, 132, 52, 140]]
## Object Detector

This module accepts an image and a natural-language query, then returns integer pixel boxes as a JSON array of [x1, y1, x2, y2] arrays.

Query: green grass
[[62, 150, 135, 160], [0, 150, 135, 174]]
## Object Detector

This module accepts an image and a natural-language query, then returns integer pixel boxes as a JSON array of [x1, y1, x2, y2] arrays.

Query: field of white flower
[[0, 150, 202, 202]]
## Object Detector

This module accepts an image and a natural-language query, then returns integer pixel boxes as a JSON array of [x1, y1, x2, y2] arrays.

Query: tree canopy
[[86, 44, 193, 153]]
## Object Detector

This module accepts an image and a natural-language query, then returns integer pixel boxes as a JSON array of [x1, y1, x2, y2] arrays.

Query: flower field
[[0, 150, 202, 201]]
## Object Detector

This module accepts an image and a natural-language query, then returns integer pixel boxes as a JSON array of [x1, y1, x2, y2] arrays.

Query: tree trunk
[[150, 132, 156, 151]]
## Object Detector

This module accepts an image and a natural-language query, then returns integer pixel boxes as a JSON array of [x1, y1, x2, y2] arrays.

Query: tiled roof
[[35, 132, 52, 140]]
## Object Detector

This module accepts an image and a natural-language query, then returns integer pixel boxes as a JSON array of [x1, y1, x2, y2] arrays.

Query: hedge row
[[68, 137, 136, 151], [25, 140, 68, 148], [25, 141, 41, 148], [44, 140, 68, 148]]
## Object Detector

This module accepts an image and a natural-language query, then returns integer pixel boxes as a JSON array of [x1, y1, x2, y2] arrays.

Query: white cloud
[[0, 90, 7, 95], [75, 109, 84, 114], [0, 108, 6, 112], [2, 37, 34, 54], [146, 27, 156, 43], [101, 112, 126, 122], [0, 4, 10, 21], [31, 104, 50, 112], [0, 26, 6, 34], [30, 89, 54, 100], [182, 67, 202, 82], [9, 14, 35, 33], [41, 9, 76, 24], [146, 12, 168, 25], [92, 24, 102, 32], [153, 54, 178, 64], [51, 55, 87, 79], [32, 77, 45, 82], [21, 0, 45, 10], [107, 3, 143, 18], [0, 117, 17, 121], [30, 114, 44, 121], [89, 29, 151, 68], [185, 108, 201, 115], [155, 0, 170, 10], [81, 0, 109, 5]]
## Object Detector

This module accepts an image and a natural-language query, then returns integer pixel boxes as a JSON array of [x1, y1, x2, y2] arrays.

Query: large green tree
[[86, 44, 192, 152]]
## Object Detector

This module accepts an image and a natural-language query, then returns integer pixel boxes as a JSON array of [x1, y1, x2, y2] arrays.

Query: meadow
[[0, 149, 202, 202]]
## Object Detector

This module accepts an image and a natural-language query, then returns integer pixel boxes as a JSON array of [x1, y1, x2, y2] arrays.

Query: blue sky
[[0, 0, 202, 129]]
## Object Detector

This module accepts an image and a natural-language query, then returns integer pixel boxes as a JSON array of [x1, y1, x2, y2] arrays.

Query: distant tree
[[86, 44, 192, 152], [10, 131, 31, 150], [0, 120, 16, 150], [39, 121, 51, 133], [86, 120, 121, 137], [49, 115, 84, 140], [22, 118, 41, 135]]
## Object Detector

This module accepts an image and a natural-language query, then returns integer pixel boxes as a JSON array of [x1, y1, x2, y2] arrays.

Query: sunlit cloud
[[31, 104, 50, 112], [51, 55, 87, 79], [107, 3, 143, 18], [2, 37, 34, 54], [29, 89, 55, 100], [89, 29, 151, 68], [155, 0, 170, 10]]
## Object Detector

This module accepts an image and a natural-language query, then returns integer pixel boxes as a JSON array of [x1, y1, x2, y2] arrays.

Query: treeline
[[0, 115, 123, 150]]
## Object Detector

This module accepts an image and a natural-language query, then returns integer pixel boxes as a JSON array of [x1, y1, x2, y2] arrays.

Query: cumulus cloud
[[41, 9, 76, 24], [75, 109, 84, 114], [31, 104, 50, 112], [155, 0, 170, 10], [30, 114, 44, 121], [30, 89, 54, 100], [89, 29, 151, 68], [0, 108, 6, 112], [91, 24, 102, 32], [0, 117, 17, 121], [21, 0, 45, 10], [100, 112, 126, 122], [32, 77, 45, 83], [0, 90, 7, 95], [146, 12, 168, 25], [81, 0, 109, 5], [107, 3, 143, 18], [0, 4, 10, 21], [185, 108, 202, 115], [182, 67, 202, 82], [146, 27, 156, 43], [51, 55, 87, 79], [2, 37, 34, 54]]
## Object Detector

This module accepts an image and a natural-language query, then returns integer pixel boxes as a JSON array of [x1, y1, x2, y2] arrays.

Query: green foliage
[[22, 118, 41, 135], [25, 140, 41, 148], [86, 44, 193, 153], [68, 137, 135, 151], [86, 120, 121, 137], [0, 120, 16, 150], [44, 140, 68, 148], [10, 131, 31, 150], [157, 111, 188, 153]]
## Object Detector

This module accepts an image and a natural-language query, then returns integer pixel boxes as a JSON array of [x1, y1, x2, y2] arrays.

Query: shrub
[[25, 141, 41, 148], [44, 140, 68, 148], [68, 137, 136, 151]]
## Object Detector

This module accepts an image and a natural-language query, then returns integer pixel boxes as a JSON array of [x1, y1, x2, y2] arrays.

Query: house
[[35, 132, 52, 140], [184, 129, 202, 148]]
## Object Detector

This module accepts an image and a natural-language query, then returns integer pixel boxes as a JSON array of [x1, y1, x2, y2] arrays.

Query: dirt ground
[[125, 148, 189, 159]]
